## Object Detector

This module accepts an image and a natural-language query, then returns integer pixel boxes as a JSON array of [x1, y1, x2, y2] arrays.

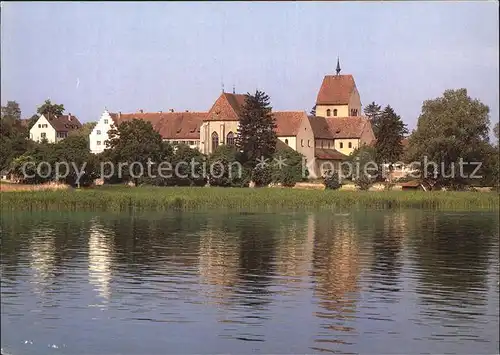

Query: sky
[[1, 1, 499, 133]]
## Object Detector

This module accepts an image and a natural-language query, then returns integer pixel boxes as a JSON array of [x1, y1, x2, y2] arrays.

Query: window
[[41, 132, 46, 138], [350, 109, 358, 116], [97, 141, 101, 145], [97, 130, 101, 135], [211, 131, 219, 150], [104, 119, 108, 124], [226, 131, 235, 146], [348, 142, 352, 148], [308, 140, 310, 147], [333, 109, 338, 116], [326, 109, 331, 117], [339, 142, 343, 149], [301, 139, 304, 147], [38, 124, 41, 128], [285, 139, 288, 145], [328, 141, 331, 148]]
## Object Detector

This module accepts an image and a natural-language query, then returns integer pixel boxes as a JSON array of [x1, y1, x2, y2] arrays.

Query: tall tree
[[1, 101, 21, 121], [236, 90, 277, 169], [106, 119, 164, 186], [37, 99, 65, 117], [494, 122, 499, 142], [310, 105, 316, 116], [364, 101, 382, 138], [375, 105, 408, 165], [406, 88, 491, 189], [1, 101, 30, 171]]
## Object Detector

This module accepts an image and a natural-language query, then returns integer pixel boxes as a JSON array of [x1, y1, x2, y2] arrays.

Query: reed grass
[[1, 185, 498, 211]]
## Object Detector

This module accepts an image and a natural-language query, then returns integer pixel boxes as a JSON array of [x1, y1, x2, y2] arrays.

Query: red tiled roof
[[44, 114, 82, 132], [309, 116, 370, 139], [206, 93, 247, 121], [273, 111, 306, 136], [315, 148, 348, 160], [316, 74, 356, 105], [110, 111, 206, 139]]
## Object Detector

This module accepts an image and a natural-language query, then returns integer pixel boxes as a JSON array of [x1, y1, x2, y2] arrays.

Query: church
[[89, 62, 375, 178]]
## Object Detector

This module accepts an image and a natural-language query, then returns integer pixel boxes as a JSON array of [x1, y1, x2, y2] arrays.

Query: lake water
[[1, 210, 499, 355]]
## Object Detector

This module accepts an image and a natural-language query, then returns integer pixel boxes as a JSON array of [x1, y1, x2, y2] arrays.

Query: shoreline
[[1, 186, 498, 211]]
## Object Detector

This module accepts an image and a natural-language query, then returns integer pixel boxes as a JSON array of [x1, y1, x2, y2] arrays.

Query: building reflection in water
[[311, 214, 360, 353], [88, 219, 114, 302], [28, 226, 57, 295], [273, 214, 314, 289], [198, 227, 240, 307]]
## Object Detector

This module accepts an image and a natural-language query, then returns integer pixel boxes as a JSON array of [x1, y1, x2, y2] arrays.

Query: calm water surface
[[1, 210, 499, 354]]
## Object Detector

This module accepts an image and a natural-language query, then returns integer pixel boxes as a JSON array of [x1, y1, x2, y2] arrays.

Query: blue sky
[[1, 1, 498, 133]]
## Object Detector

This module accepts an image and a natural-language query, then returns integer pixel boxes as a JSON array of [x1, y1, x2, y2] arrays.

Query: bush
[[271, 148, 305, 187], [355, 173, 374, 191], [323, 170, 341, 190], [208, 146, 250, 187], [252, 164, 273, 187]]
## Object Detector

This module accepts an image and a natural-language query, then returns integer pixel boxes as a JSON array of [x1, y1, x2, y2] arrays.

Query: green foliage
[[236, 90, 277, 168], [169, 143, 207, 187], [494, 122, 499, 142], [208, 145, 249, 187], [364, 101, 382, 138], [2, 186, 498, 211], [37, 99, 65, 117], [1, 101, 30, 171], [375, 105, 408, 164], [323, 171, 341, 190], [344, 145, 377, 189], [252, 164, 273, 187], [1, 101, 21, 120], [355, 173, 374, 191], [406, 88, 492, 189], [70, 121, 97, 140], [271, 147, 304, 187], [106, 119, 164, 185], [310, 105, 316, 116], [9, 136, 97, 187]]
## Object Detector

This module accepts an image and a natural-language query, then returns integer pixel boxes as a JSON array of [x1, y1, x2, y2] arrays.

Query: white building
[[29, 113, 82, 143], [89, 110, 118, 154]]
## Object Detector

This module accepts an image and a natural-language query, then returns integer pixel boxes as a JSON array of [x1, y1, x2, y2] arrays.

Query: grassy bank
[[1, 186, 498, 211]]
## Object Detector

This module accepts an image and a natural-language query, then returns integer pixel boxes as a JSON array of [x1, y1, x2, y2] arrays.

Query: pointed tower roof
[[336, 57, 341, 75]]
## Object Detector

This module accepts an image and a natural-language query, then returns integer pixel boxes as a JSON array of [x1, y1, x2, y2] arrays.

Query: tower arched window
[[326, 109, 331, 117], [226, 131, 235, 146], [212, 131, 219, 150], [285, 139, 289, 145], [333, 109, 338, 116]]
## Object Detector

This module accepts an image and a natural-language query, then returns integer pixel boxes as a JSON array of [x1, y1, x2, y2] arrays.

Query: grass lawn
[[1, 185, 498, 211]]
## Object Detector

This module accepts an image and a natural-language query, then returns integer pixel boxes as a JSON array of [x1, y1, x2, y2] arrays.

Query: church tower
[[315, 58, 362, 118]]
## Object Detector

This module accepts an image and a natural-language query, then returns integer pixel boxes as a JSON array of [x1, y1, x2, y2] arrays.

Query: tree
[[208, 145, 249, 187], [1, 101, 21, 121], [1, 101, 30, 171], [169, 143, 207, 186], [323, 171, 341, 190], [106, 119, 164, 186], [310, 105, 316, 116], [344, 145, 377, 189], [236, 90, 277, 169], [70, 122, 97, 137], [406, 88, 491, 189], [271, 146, 304, 187], [54, 135, 99, 186], [364, 101, 382, 138], [37, 99, 65, 117], [494, 122, 499, 142], [375, 105, 408, 169]]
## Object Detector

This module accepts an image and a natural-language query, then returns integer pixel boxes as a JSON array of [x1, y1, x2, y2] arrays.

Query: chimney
[[169, 109, 174, 113], [159, 110, 162, 114], [185, 110, 189, 112], [139, 109, 143, 113], [68, 113, 72, 121], [118, 111, 122, 119]]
